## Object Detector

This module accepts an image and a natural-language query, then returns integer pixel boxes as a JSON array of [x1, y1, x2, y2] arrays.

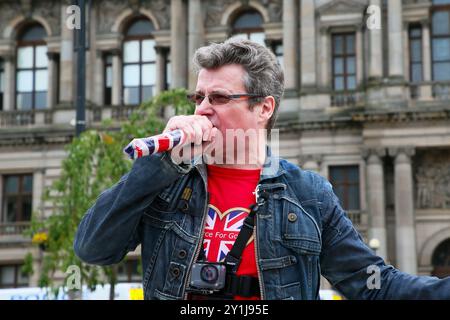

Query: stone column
[[300, 0, 317, 88], [29, 248, 42, 287], [421, 20, 432, 83], [363, 148, 388, 260], [387, 0, 404, 79], [111, 49, 122, 106], [29, 167, 45, 288], [94, 50, 104, 106], [31, 167, 45, 288], [368, 0, 382, 80], [188, 0, 204, 91], [3, 54, 15, 111], [421, 19, 432, 99], [46, 52, 59, 109], [283, 0, 298, 90], [389, 147, 417, 274], [171, 0, 188, 89], [319, 27, 329, 88], [154, 46, 168, 95], [32, 169, 44, 216], [60, 4, 74, 102]]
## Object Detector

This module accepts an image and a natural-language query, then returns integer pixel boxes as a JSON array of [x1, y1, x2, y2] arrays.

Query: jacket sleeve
[[318, 176, 450, 300], [73, 152, 192, 266]]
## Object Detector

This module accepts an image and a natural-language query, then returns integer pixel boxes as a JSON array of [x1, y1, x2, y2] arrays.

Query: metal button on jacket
[[172, 267, 181, 278], [288, 212, 298, 222], [181, 202, 189, 212], [178, 250, 187, 259]]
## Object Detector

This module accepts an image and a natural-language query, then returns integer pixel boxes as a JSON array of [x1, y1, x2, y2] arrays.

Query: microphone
[[123, 129, 186, 160]]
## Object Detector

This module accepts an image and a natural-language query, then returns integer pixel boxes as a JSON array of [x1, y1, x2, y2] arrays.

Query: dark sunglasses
[[186, 93, 264, 105]]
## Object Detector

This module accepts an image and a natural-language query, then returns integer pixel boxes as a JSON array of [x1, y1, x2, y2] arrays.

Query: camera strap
[[224, 184, 270, 274], [224, 203, 259, 273], [191, 191, 266, 299], [224, 274, 260, 297]]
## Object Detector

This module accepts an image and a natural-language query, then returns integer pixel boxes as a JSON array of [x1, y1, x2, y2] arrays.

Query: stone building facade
[[0, 0, 449, 289]]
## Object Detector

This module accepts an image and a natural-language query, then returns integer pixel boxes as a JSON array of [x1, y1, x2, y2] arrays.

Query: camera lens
[[200, 265, 219, 284]]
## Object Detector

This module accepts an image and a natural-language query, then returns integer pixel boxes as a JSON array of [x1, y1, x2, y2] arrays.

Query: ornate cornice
[[97, 0, 170, 33], [277, 105, 450, 132], [278, 116, 361, 132], [351, 108, 450, 124], [0, 130, 74, 147]]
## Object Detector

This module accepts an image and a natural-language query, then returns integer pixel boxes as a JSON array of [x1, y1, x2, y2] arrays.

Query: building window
[[2, 174, 33, 223], [0, 58, 4, 111], [332, 33, 356, 91], [230, 9, 265, 46], [409, 25, 423, 83], [431, 0, 450, 81], [0, 264, 29, 288], [104, 53, 113, 105], [122, 18, 156, 105], [329, 165, 360, 211], [16, 23, 48, 110], [268, 40, 284, 67], [117, 259, 141, 283]]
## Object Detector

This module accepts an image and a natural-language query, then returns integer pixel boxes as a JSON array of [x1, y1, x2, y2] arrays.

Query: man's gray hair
[[192, 38, 285, 133]]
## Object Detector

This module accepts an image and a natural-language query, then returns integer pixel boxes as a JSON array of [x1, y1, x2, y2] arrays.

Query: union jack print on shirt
[[203, 205, 253, 262]]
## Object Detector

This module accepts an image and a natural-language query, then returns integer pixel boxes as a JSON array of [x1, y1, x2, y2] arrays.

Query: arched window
[[230, 10, 265, 46], [432, 238, 450, 278], [16, 23, 48, 110], [122, 18, 156, 105], [431, 0, 450, 81]]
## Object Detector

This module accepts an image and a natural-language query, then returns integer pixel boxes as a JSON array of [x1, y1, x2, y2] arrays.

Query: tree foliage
[[23, 89, 194, 298]]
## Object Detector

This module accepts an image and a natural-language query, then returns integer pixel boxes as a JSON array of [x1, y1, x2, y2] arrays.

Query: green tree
[[24, 89, 194, 300]]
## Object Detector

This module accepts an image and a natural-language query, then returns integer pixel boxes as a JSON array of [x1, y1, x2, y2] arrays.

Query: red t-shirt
[[202, 164, 261, 300]]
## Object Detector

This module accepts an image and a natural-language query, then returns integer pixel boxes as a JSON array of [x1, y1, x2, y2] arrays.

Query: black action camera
[[189, 262, 227, 291]]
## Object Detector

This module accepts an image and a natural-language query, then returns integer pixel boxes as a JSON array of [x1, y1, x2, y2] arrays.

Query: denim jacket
[[74, 149, 450, 300]]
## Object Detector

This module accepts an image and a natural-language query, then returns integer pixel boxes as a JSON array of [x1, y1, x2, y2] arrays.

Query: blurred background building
[[0, 0, 449, 290]]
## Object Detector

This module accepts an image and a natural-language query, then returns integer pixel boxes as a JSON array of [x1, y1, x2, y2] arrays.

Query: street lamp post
[[75, 0, 86, 137]]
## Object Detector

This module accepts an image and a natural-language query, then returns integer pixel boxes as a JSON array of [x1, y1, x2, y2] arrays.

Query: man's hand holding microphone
[[123, 115, 218, 162]]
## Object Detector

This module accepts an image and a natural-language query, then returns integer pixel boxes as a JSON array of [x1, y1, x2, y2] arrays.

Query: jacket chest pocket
[[144, 173, 193, 220], [280, 197, 322, 255]]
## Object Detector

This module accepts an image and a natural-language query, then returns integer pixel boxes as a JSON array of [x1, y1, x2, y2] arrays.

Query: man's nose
[[194, 98, 214, 116]]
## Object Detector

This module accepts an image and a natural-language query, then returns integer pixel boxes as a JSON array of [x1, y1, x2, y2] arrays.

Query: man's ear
[[258, 96, 275, 126]]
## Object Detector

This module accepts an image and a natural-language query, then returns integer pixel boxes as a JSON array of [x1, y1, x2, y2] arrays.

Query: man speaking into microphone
[[74, 38, 450, 300]]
